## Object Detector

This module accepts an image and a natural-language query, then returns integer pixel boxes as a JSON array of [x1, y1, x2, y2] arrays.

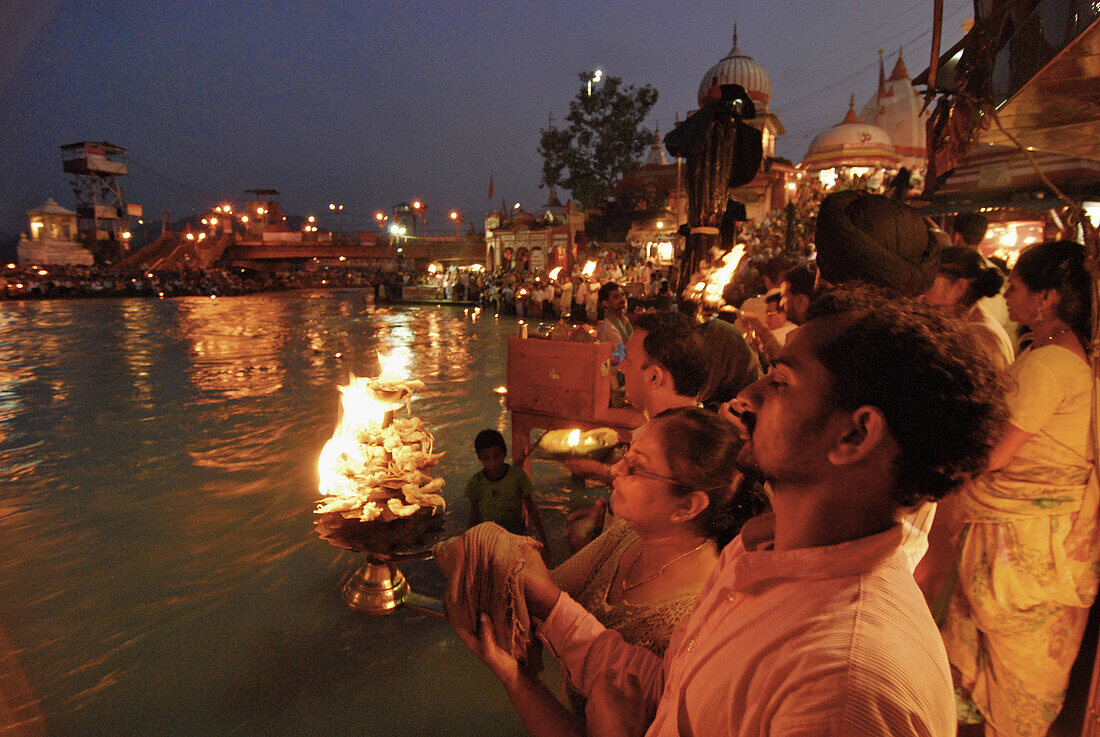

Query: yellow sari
[[942, 345, 1099, 737]]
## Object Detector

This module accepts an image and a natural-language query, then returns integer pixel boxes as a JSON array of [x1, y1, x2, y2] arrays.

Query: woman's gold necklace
[[621, 541, 708, 592]]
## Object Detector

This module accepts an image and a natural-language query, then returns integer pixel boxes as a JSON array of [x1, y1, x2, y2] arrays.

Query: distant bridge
[[116, 233, 397, 271], [115, 232, 483, 272], [228, 241, 395, 266]]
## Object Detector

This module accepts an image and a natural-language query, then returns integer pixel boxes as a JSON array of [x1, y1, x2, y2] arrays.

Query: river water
[[0, 291, 594, 736]]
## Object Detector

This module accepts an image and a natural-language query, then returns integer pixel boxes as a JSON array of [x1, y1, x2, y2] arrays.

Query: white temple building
[[801, 49, 930, 187], [16, 198, 95, 266], [694, 27, 797, 222], [801, 96, 901, 173], [858, 49, 930, 170]]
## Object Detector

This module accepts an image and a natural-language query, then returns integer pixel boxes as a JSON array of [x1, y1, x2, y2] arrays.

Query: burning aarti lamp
[[533, 427, 622, 462], [314, 353, 448, 615], [684, 244, 746, 311]]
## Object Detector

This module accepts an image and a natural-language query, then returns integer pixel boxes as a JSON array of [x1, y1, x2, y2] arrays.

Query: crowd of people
[[0, 262, 385, 300], [20, 184, 1094, 736], [434, 190, 1098, 737], [468, 256, 677, 321]]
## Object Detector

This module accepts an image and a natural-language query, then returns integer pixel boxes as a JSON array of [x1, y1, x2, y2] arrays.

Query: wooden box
[[506, 338, 613, 417]]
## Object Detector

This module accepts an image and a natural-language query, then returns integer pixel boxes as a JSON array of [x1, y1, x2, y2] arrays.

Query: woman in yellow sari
[[942, 240, 1096, 737]]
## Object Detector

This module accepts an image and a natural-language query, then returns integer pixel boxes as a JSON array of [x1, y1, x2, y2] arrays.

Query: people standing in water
[[465, 429, 548, 548]]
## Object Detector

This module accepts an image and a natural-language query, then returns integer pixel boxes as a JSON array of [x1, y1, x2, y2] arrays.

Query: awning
[[978, 17, 1100, 162]]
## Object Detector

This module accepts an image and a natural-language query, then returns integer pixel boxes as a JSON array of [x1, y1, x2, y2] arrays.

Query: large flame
[[581, 260, 597, 277], [317, 352, 411, 499], [684, 244, 746, 309]]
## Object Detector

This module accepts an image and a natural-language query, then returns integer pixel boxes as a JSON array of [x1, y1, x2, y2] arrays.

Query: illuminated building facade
[[16, 198, 95, 265]]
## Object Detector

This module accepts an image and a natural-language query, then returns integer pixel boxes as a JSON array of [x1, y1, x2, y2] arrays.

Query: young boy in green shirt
[[465, 430, 548, 549]]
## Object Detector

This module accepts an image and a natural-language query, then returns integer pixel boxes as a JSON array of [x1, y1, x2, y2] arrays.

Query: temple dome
[[698, 27, 772, 108], [801, 98, 900, 171]]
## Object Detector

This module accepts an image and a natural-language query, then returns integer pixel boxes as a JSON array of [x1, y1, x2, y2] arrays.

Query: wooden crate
[[506, 337, 613, 417]]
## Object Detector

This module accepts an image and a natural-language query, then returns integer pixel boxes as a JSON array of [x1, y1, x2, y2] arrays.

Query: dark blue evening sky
[[0, 0, 968, 238]]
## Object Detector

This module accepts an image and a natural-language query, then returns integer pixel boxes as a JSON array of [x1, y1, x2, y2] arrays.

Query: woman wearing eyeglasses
[[445, 407, 763, 731], [546, 407, 764, 717]]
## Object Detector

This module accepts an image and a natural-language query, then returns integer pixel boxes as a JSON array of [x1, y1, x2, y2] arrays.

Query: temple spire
[[733, 23, 740, 52], [889, 47, 909, 81], [842, 94, 861, 124]]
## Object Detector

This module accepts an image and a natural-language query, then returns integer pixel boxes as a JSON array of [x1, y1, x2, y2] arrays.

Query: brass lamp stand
[[341, 548, 441, 616]]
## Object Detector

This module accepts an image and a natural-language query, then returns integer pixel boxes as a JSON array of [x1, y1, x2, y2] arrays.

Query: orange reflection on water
[[176, 296, 287, 400]]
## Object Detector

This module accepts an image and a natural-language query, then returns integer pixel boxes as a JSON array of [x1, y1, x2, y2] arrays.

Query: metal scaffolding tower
[[61, 141, 142, 262]]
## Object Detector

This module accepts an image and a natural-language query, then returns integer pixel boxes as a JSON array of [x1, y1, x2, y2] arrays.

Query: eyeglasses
[[613, 449, 682, 487], [620, 465, 682, 485]]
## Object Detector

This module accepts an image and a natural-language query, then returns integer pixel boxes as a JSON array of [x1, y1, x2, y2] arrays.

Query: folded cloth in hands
[[433, 522, 542, 666]]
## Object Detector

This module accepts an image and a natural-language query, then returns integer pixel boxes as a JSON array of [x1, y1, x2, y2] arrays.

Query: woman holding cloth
[[550, 407, 761, 647], [942, 240, 1097, 737], [446, 407, 760, 732]]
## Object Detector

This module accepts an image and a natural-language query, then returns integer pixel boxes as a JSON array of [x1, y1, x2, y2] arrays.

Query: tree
[[538, 71, 658, 211]]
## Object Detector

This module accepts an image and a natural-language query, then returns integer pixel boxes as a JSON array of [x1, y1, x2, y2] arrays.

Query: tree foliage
[[538, 71, 658, 211]]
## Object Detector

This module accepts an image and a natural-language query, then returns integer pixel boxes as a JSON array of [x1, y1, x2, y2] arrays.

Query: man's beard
[[736, 404, 837, 485]]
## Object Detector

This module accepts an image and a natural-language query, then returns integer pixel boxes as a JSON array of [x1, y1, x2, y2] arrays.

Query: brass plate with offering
[[534, 427, 621, 462], [314, 352, 447, 614]]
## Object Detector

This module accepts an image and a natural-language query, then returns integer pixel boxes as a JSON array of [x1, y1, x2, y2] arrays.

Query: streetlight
[[449, 209, 463, 236], [329, 203, 344, 238], [411, 200, 426, 226], [587, 68, 603, 96]]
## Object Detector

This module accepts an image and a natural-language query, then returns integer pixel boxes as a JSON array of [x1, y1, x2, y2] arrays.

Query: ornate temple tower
[[696, 26, 786, 159], [858, 49, 930, 171]]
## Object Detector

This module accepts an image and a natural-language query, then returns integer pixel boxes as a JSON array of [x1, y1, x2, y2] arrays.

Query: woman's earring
[[671, 513, 683, 523]]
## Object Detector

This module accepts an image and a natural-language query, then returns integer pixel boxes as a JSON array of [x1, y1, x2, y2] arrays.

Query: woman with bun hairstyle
[[548, 407, 764, 718], [922, 245, 1015, 369], [940, 240, 1097, 737]]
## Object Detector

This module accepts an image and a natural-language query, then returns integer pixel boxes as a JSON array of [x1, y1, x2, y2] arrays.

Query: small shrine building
[[16, 198, 95, 266]]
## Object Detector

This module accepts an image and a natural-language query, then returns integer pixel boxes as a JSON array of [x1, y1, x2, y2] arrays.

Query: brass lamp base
[[342, 558, 410, 615]]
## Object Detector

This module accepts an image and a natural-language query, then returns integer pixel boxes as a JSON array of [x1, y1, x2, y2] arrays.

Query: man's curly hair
[[806, 284, 1010, 507]]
